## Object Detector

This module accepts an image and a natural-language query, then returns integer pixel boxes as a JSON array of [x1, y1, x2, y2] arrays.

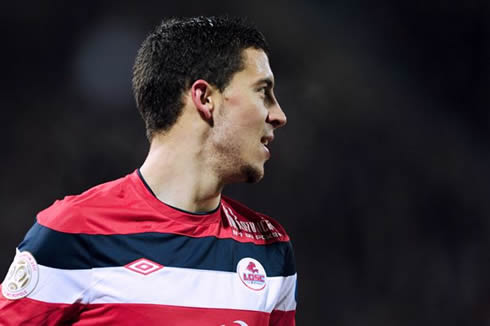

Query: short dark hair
[[132, 16, 270, 140]]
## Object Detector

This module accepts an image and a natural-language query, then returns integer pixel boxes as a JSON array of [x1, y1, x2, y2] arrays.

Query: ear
[[190, 79, 215, 121]]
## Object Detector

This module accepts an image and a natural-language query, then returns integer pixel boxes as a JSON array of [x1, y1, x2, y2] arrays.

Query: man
[[0, 16, 297, 325]]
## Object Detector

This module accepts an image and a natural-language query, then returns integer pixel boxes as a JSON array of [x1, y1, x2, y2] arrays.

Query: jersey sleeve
[[0, 221, 91, 325], [269, 240, 297, 326]]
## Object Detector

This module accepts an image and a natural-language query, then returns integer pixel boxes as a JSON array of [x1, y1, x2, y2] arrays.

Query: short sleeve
[[0, 222, 91, 325]]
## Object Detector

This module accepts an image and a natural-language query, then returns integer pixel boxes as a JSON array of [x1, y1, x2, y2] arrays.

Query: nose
[[266, 102, 287, 129]]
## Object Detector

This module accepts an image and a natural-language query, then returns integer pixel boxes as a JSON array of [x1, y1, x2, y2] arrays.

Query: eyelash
[[259, 88, 274, 105], [259, 87, 271, 97]]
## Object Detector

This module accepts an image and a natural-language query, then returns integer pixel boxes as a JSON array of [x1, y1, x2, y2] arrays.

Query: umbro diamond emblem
[[124, 258, 164, 275]]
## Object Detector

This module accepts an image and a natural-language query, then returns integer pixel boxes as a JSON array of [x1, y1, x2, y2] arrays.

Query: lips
[[260, 134, 274, 146], [262, 143, 270, 154], [260, 135, 273, 158]]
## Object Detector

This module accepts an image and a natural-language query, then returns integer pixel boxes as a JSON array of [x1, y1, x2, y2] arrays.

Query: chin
[[240, 164, 264, 183]]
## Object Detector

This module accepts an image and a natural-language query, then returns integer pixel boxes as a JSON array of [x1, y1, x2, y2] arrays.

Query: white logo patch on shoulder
[[2, 250, 39, 300], [237, 257, 267, 291]]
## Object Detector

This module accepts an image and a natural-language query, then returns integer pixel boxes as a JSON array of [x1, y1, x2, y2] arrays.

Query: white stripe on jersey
[[29, 264, 297, 313], [29, 266, 91, 304]]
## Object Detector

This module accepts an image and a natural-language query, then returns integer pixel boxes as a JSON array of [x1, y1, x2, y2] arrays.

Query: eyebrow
[[253, 77, 274, 89]]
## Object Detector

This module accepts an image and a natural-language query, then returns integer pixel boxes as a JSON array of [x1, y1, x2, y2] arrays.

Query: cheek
[[225, 93, 242, 107], [224, 94, 265, 125], [237, 105, 267, 130]]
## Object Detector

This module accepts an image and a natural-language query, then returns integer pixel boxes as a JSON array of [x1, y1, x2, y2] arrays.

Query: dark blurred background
[[1, 0, 490, 325]]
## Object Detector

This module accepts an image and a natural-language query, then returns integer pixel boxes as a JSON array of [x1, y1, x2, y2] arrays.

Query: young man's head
[[133, 16, 270, 140], [133, 16, 287, 183]]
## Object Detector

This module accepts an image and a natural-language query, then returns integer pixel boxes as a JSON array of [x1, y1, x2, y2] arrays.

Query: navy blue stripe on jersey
[[19, 223, 295, 277]]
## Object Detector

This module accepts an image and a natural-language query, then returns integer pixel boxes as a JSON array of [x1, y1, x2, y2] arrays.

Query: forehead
[[243, 48, 272, 77], [229, 48, 274, 87]]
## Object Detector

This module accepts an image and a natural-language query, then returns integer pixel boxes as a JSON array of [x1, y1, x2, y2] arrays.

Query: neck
[[139, 130, 223, 214]]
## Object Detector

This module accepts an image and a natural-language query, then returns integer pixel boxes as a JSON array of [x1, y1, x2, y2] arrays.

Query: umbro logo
[[124, 258, 164, 275]]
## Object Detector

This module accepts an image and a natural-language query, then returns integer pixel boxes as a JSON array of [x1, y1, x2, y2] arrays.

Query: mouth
[[262, 143, 270, 153], [260, 135, 274, 158], [260, 135, 274, 146]]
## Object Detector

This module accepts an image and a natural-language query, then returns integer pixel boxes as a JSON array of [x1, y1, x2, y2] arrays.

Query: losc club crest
[[2, 250, 39, 300], [236, 257, 267, 291]]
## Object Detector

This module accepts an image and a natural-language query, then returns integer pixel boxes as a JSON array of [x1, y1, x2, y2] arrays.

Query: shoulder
[[37, 171, 140, 234], [221, 195, 291, 242]]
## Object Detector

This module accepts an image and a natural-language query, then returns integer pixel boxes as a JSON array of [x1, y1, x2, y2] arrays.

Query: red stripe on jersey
[[0, 291, 295, 325], [270, 309, 297, 325], [0, 289, 83, 325], [36, 170, 289, 244], [77, 303, 272, 326]]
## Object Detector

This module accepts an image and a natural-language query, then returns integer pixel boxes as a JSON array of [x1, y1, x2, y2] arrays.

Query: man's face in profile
[[210, 48, 287, 184]]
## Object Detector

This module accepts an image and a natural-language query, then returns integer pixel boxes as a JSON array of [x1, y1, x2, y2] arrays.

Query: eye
[[257, 85, 274, 105]]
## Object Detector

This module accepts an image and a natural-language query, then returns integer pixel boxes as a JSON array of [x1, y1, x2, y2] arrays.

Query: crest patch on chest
[[236, 257, 267, 291]]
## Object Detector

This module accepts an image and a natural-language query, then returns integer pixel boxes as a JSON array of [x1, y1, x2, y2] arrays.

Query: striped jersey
[[0, 170, 297, 325]]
